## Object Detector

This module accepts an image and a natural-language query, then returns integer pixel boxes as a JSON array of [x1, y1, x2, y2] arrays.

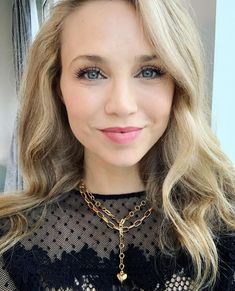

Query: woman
[[0, 0, 235, 290]]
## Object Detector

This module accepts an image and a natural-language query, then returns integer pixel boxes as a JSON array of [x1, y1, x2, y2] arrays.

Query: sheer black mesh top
[[0, 189, 234, 291]]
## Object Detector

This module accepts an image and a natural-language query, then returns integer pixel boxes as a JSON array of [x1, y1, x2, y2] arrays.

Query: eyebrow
[[71, 54, 158, 65]]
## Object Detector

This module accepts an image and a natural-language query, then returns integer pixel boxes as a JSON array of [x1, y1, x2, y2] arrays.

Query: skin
[[60, 0, 174, 194]]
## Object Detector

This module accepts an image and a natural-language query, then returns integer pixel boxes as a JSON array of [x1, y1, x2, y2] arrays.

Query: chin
[[103, 155, 143, 168]]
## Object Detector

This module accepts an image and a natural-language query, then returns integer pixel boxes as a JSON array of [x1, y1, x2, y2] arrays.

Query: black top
[[0, 189, 234, 291]]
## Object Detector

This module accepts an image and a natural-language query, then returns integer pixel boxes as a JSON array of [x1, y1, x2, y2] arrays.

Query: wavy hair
[[0, 0, 235, 290]]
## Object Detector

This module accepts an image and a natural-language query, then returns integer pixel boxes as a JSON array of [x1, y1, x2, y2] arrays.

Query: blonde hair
[[0, 0, 235, 290]]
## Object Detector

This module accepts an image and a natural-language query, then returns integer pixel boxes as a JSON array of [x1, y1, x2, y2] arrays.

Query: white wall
[[212, 0, 235, 164], [0, 0, 17, 166], [185, 0, 216, 101]]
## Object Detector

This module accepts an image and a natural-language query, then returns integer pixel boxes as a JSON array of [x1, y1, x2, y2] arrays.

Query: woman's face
[[60, 0, 174, 168]]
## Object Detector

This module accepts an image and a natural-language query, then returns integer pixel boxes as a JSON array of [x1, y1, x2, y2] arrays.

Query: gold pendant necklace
[[78, 180, 153, 284]]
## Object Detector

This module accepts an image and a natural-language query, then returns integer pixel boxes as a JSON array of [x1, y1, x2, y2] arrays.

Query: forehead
[[60, 0, 154, 63]]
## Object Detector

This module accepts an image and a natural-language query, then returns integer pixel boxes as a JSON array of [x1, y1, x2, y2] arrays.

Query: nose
[[104, 79, 138, 117]]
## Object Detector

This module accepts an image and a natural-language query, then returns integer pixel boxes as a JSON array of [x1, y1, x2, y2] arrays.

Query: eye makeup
[[73, 64, 166, 81], [74, 66, 106, 80]]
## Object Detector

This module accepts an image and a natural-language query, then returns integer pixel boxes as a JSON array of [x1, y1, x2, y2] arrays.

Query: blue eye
[[136, 66, 165, 79], [75, 67, 105, 80], [75, 65, 166, 81]]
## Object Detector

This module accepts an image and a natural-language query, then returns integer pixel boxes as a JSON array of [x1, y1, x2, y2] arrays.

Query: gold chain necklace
[[78, 180, 153, 284]]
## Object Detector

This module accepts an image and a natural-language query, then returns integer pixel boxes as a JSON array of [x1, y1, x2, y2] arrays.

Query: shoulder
[[217, 232, 235, 260], [215, 232, 235, 290]]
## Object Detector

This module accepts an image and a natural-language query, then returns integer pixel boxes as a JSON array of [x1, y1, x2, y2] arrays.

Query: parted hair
[[0, 1, 235, 290]]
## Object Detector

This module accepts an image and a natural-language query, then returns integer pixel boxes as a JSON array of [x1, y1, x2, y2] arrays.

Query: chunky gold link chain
[[78, 179, 153, 284]]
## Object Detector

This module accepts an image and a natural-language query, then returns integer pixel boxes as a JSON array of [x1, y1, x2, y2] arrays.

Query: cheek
[[60, 80, 102, 120], [140, 81, 174, 122], [60, 84, 93, 139]]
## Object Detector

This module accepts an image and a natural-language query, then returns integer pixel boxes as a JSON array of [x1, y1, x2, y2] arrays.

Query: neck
[[84, 154, 144, 195]]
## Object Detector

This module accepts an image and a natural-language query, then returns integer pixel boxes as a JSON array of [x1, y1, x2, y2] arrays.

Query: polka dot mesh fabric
[[0, 189, 234, 290]]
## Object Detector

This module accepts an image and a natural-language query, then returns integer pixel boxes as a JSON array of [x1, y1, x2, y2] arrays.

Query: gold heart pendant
[[117, 271, 127, 283]]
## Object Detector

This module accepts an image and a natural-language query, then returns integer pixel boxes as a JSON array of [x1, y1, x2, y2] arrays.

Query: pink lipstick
[[100, 127, 142, 144]]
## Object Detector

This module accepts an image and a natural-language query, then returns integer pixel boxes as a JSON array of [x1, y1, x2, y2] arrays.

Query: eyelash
[[74, 65, 166, 81]]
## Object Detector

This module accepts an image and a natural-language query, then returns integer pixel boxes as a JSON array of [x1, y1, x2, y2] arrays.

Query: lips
[[101, 127, 142, 133], [100, 127, 143, 144]]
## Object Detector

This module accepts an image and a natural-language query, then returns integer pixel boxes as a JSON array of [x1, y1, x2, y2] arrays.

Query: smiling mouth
[[101, 127, 143, 133], [100, 127, 143, 144]]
